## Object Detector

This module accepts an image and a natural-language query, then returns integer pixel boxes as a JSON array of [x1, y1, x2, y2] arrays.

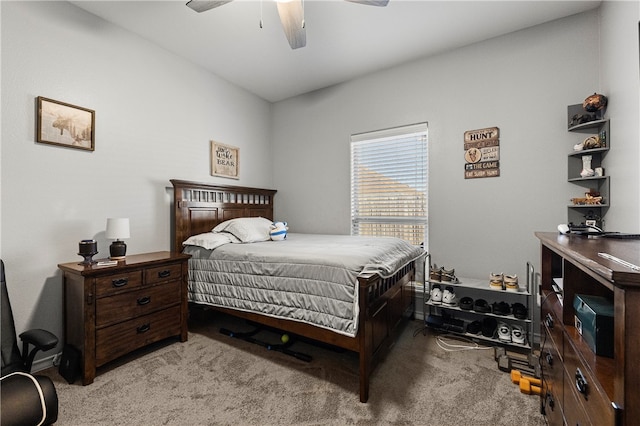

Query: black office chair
[[1, 259, 59, 426]]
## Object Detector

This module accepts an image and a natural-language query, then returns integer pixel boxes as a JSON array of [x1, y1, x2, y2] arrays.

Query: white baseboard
[[409, 281, 425, 320], [31, 351, 61, 373]]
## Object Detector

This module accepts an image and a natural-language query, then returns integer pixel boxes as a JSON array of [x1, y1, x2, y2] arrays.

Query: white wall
[[272, 6, 639, 284], [1, 1, 272, 363]]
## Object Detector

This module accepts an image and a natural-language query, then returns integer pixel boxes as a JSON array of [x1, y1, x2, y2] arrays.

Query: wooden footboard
[[357, 262, 416, 402], [170, 179, 418, 403]]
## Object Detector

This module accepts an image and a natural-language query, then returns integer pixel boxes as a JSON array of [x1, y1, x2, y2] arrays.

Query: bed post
[[356, 260, 418, 403]]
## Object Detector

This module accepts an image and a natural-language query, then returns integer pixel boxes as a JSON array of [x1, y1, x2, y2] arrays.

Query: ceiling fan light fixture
[[187, 0, 387, 49], [276, 0, 306, 49]]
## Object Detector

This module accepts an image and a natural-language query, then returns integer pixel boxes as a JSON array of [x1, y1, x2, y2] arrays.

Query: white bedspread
[[184, 233, 425, 337]]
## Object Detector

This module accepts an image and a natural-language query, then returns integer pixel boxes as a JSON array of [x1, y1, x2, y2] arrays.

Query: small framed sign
[[464, 127, 500, 179], [211, 141, 239, 179], [36, 96, 95, 151]]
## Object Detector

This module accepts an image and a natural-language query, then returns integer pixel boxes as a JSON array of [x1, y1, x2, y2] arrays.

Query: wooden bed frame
[[170, 179, 418, 402]]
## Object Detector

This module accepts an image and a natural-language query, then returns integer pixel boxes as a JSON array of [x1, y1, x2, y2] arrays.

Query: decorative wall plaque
[[464, 127, 500, 179], [211, 141, 239, 179]]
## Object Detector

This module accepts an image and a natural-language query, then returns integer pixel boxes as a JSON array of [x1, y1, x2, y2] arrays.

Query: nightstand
[[58, 251, 190, 385]]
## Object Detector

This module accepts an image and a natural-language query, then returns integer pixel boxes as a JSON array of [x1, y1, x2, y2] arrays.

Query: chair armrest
[[19, 329, 58, 352]]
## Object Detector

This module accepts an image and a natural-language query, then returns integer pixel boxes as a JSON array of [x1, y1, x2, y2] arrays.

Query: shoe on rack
[[489, 272, 504, 290], [467, 320, 482, 335], [473, 298, 491, 313], [440, 267, 458, 283], [511, 324, 526, 345], [482, 317, 498, 338], [442, 286, 457, 306], [497, 322, 511, 342], [430, 264, 442, 281], [512, 303, 528, 320], [430, 284, 443, 304], [504, 274, 519, 292], [492, 301, 511, 316], [459, 297, 474, 311]]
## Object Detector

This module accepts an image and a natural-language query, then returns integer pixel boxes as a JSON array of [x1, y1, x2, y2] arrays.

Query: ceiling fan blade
[[276, 0, 306, 49], [186, 0, 233, 13], [344, 0, 389, 6]]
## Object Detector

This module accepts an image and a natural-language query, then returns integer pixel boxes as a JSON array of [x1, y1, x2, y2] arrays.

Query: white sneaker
[[430, 284, 442, 304], [442, 286, 457, 306], [497, 322, 511, 342], [511, 324, 526, 345]]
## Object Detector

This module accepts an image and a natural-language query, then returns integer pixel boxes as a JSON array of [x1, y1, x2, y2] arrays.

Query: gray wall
[[1, 1, 638, 369], [599, 0, 640, 228], [271, 4, 639, 284], [1, 1, 272, 367]]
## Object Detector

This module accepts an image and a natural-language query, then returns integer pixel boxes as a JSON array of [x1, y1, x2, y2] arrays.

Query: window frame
[[350, 123, 428, 248]]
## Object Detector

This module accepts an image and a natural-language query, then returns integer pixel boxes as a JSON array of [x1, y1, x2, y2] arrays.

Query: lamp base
[[109, 240, 127, 260], [78, 252, 98, 265]]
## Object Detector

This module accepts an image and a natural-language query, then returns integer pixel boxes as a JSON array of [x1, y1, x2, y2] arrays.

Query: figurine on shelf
[[580, 155, 595, 178], [574, 135, 603, 152], [571, 189, 603, 206], [583, 93, 608, 113]]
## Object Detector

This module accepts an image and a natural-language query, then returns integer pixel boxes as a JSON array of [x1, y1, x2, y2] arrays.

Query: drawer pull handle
[[137, 324, 151, 334], [546, 392, 555, 412], [575, 368, 588, 396], [545, 350, 553, 366], [112, 278, 128, 287], [544, 313, 554, 329], [137, 296, 151, 306], [158, 270, 171, 279]]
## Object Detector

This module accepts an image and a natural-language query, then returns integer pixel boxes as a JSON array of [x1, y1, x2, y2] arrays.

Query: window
[[350, 123, 428, 247]]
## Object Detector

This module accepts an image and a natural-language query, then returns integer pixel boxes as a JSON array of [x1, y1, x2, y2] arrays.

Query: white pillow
[[212, 217, 273, 243], [182, 232, 239, 250]]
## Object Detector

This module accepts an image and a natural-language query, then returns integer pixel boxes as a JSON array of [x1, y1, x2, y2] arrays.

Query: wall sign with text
[[464, 127, 500, 179], [211, 141, 239, 179]]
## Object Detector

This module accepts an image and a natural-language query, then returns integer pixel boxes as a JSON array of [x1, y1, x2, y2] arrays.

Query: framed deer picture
[[36, 96, 95, 151]]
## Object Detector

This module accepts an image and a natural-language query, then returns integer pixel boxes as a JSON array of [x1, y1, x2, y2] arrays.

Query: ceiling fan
[[185, 0, 389, 50]]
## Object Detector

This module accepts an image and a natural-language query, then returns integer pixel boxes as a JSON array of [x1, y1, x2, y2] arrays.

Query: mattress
[[184, 233, 425, 337]]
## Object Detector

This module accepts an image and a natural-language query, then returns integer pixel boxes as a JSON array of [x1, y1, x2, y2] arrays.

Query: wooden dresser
[[58, 251, 190, 384], [536, 232, 640, 426]]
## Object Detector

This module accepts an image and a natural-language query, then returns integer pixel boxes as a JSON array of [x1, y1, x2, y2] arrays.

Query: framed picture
[[211, 141, 239, 179], [36, 96, 95, 151]]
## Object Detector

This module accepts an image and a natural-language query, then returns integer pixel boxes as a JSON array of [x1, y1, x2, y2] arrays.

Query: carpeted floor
[[41, 309, 545, 425]]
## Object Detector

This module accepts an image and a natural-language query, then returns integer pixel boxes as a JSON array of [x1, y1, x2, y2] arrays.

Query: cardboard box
[[573, 294, 614, 358]]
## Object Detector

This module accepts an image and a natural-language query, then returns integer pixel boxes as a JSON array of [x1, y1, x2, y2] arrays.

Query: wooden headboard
[[170, 179, 277, 253]]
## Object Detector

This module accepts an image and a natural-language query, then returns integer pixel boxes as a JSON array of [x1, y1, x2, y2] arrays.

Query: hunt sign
[[464, 127, 500, 179]]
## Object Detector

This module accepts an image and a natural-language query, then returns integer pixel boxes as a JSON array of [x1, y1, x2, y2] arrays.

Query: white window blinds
[[350, 123, 428, 247]]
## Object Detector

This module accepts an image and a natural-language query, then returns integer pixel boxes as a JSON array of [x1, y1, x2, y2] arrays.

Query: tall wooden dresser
[[536, 232, 640, 426], [59, 251, 190, 384]]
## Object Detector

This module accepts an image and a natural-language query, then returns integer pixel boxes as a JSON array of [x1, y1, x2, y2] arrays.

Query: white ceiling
[[71, 0, 601, 102]]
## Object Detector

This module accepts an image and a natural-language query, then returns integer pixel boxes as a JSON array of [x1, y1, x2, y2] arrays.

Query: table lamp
[[106, 218, 130, 260]]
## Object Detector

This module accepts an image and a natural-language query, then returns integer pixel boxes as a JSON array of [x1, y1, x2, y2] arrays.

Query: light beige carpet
[[42, 309, 545, 425]]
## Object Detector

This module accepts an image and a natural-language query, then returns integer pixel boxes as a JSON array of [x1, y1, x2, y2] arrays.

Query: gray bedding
[[184, 233, 425, 337]]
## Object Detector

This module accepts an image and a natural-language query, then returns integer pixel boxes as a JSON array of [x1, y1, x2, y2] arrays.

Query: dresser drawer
[[541, 328, 564, 422], [95, 270, 143, 297], [542, 293, 564, 363], [563, 375, 594, 426], [145, 263, 182, 285], [95, 305, 181, 367], [563, 340, 614, 425], [96, 281, 181, 327]]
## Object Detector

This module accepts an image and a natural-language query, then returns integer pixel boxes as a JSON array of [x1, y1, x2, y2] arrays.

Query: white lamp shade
[[106, 218, 130, 240]]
